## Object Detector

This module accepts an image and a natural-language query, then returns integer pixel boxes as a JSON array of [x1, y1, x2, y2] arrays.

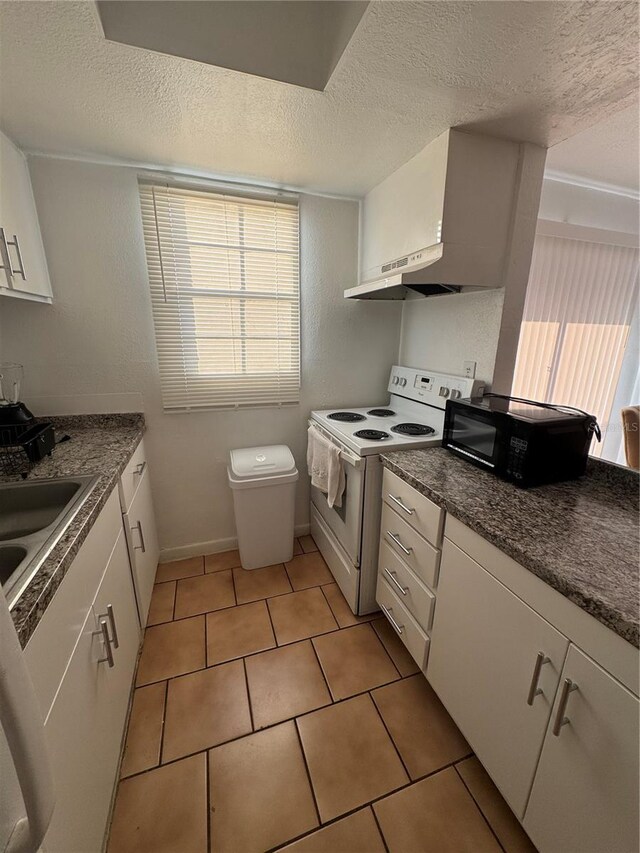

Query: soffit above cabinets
[[96, 1, 369, 91]]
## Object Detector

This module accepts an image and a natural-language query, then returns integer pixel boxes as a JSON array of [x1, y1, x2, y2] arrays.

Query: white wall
[[539, 178, 639, 233], [0, 157, 402, 557]]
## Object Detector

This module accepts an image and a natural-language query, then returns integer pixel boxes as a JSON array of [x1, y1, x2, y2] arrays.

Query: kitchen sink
[[0, 475, 99, 608]]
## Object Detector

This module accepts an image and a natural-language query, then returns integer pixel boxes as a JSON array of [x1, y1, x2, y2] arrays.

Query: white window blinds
[[139, 180, 300, 411]]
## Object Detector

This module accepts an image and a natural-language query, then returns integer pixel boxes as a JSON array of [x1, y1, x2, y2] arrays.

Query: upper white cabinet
[[427, 538, 569, 818], [524, 645, 639, 853], [0, 130, 53, 302]]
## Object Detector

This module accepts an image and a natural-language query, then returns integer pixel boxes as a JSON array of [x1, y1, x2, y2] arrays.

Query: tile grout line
[[369, 804, 391, 853], [367, 689, 413, 782], [241, 656, 256, 733], [308, 632, 337, 704], [205, 749, 212, 852], [292, 717, 323, 829], [453, 762, 509, 853]]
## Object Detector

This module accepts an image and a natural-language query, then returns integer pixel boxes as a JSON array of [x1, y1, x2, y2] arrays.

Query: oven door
[[309, 436, 364, 567]]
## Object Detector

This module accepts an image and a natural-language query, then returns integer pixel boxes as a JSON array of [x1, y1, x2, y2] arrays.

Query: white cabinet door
[[427, 539, 569, 818], [0, 131, 52, 301], [42, 530, 139, 853], [524, 645, 640, 853], [124, 468, 160, 627]]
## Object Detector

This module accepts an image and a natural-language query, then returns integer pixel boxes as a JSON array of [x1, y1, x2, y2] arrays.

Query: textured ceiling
[[546, 103, 639, 191], [0, 0, 637, 196]]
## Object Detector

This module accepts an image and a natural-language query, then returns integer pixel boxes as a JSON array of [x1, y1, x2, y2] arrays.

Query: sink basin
[[0, 475, 98, 607]]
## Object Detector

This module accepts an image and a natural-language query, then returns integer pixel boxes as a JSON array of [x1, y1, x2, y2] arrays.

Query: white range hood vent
[[346, 129, 546, 301]]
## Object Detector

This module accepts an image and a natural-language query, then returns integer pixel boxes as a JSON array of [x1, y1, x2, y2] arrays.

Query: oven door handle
[[308, 421, 363, 469]]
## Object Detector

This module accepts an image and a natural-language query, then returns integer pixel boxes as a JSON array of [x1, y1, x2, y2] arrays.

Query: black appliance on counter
[[0, 363, 55, 475], [442, 394, 600, 488]]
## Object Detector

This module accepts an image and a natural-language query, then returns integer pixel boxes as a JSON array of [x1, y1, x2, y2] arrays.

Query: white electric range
[[309, 364, 483, 615]]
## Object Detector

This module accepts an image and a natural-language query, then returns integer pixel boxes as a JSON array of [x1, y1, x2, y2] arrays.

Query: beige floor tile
[[205, 549, 242, 573], [146, 582, 176, 626], [278, 808, 386, 853], [245, 640, 331, 729], [299, 534, 318, 553], [209, 721, 318, 853], [297, 694, 408, 822], [108, 753, 207, 853], [285, 552, 334, 590], [136, 617, 205, 686], [120, 683, 166, 778], [322, 582, 380, 628], [371, 616, 420, 676], [268, 587, 338, 645], [313, 623, 399, 700], [174, 570, 235, 619], [206, 600, 276, 665], [293, 539, 303, 555], [372, 675, 470, 779], [373, 767, 501, 853], [456, 757, 537, 853], [155, 556, 204, 583], [162, 660, 251, 762], [233, 563, 292, 604]]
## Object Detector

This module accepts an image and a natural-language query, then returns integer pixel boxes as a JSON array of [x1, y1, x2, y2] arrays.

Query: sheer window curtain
[[512, 228, 639, 461]]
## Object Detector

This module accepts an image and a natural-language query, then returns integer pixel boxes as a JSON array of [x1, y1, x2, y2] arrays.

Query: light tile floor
[[108, 537, 537, 853]]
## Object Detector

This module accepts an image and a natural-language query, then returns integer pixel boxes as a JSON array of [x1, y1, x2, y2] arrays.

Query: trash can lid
[[229, 445, 297, 481]]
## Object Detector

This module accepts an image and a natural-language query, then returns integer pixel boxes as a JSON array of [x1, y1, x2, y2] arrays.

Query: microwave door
[[0, 588, 55, 853], [448, 410, 499, 468]]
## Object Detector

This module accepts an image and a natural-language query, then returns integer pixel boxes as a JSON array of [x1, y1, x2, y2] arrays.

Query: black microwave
[[442, 395, 599, 487]]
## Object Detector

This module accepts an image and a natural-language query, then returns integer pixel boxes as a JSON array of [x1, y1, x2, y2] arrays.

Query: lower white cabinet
[[123, 467, 159, 627], [42, 528, 139, 853], [524, 645, 640, 853], [427, 538, 569, 818]]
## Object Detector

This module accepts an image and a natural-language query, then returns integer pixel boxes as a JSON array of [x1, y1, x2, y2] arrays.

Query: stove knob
[[392, 376, 400, 385], [439, 386, 450, 397], [399, 378, 407, 387], [450, 389, 462, 399]]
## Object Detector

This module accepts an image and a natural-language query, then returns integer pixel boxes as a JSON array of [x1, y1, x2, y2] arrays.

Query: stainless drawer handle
[[526, 651, 550, 705], [384, 567, 408, 596], [95, 620, 114, 668], [388, 494, 414, 515], [134, 461, 147, 476], [7, 233, 26, 280], [98, 604, 120, 649], [381, 603, 404, 635], [132, 520, 146, 553], [386, 531, 412, 556], [552, 678, 578, 736]]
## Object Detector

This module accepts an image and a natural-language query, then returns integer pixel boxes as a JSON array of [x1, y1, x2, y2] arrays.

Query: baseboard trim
[[159, 522, 311, 563]]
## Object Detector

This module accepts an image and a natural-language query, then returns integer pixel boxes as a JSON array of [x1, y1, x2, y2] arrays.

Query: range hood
[[345, 129, 545, 300]]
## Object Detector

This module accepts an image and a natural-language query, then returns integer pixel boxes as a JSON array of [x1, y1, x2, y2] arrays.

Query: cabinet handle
[[7, 234, 26, 280], [386, 531, 412, 556], [95, 620, 114, 668], [0, 228, 14, 284], [384, 567, 408, 596], [134, 461, 146, 476], [526, 651, 550, 705], [132, 520, 146, 553], [381, 603, 404, 635], [98, 604, 120, 649], [388, 494, 414, 515], [552, 678, 578, 736]]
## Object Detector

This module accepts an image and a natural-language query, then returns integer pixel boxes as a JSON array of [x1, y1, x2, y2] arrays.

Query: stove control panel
[[388, 365, 484, 409]]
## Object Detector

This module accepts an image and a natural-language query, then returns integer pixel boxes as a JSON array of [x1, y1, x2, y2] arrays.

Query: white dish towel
[[307, 424, 346, 508]]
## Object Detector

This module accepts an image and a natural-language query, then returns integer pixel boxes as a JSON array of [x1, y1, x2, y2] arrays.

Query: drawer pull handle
[[388, 494, 414, 515], [384, 567, 408, 596], [552, 678, 579, 736], [132, 520, 147, 553], [386, 531, 412, 556], [526, 651, 550, 705], [98, 604, 120, 649], [95, 619, 114, 668], [0, 228, 14, 283], [7, 233, 26, 280], [381, 603, 404, 635], [134, 461, 147, 476]]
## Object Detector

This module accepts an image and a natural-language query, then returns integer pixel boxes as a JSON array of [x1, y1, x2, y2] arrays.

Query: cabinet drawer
[[378, 541, 435, 633], [118, 439, 147, 513], [382, 468, 444, 547], [376, 575, 430, 670], [381, 502, 440, 591]]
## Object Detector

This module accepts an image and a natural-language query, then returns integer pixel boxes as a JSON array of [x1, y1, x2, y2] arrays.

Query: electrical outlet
[[463, 361, 476, 378]]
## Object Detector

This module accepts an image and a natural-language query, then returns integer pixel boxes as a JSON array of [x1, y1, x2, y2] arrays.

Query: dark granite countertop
[[381, 448, 640, 647], [3, 414, 145, 648]]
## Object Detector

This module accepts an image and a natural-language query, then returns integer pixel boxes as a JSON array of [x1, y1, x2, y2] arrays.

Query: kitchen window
[[139, 180, 300, 410]]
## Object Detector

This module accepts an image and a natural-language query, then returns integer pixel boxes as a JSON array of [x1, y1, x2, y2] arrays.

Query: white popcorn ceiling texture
[[0, 0, 637, 196]]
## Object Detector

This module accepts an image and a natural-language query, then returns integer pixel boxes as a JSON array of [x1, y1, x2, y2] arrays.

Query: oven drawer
[[376, 575, 430, 671], [382, 468, 444, 548], [381, 502, 440, 591], [378, 541, 435, 633]]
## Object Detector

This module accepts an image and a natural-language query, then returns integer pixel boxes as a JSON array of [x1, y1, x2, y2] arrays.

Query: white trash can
[[228, 445, 298, 569]]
